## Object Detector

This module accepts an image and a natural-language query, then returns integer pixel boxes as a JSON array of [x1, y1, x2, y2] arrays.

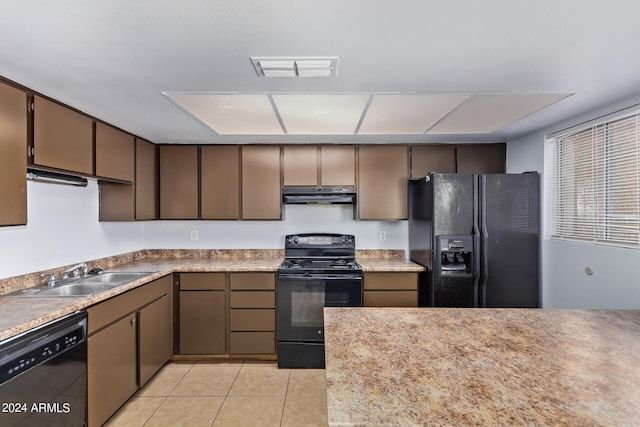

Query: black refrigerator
[[408, 172, 539, 308]]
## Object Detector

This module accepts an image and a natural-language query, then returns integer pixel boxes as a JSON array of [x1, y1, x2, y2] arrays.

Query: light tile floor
[[104, 361, 328, 427]]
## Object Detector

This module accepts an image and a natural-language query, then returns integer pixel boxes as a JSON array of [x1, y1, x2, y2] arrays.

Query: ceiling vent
[[251, 57, 337, 78]]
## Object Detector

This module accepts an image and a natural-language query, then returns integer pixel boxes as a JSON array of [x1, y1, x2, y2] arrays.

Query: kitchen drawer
[[364, 272, 418, 291], [230, 309, 275, 331], [230, 332, 275, 354], [364, 291, 418, 307], [229, 291, 275, 308], [230, 273, 275, 290], [180, 272, 226, 290]]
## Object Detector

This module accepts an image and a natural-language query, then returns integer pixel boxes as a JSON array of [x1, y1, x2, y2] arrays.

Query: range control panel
[[285, 234, 355, 248]]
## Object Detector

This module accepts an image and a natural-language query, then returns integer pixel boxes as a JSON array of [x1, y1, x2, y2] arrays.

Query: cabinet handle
[[131, 318, 136, 325]]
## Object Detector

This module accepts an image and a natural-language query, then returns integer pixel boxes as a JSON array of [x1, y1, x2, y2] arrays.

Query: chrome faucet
[[62, 263, 88, 279], [40, 272, 56, 287]]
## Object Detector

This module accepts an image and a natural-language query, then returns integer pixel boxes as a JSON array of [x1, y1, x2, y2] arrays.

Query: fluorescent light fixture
[[251, 57, 337, 78], [27, 168, 88, 187]]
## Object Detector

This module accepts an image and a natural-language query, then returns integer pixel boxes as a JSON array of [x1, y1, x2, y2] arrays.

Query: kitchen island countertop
[[324, 307, 640, 426]]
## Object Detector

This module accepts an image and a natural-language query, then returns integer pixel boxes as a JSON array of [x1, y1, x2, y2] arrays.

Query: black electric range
[[277, 233, 363, 368]]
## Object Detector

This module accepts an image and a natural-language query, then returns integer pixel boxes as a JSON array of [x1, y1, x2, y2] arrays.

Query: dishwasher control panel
[[0, 313, 86, 384]]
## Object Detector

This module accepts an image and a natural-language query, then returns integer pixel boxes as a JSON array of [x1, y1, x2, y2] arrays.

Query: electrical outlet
[[379, 230, 387, 241], [190, 230, 199, 241]]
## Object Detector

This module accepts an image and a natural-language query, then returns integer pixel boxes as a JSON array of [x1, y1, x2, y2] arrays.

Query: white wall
[[0, 180, 144, 279], [507, 93, 640, 309], [0, 181, 407, 280], [144, 204, 408, 252]]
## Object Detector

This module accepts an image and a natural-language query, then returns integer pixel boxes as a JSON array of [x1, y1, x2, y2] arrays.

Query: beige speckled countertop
[[0, 249, 423, 341], [357, 258, 424, 272], [324, 307, 640, 426]]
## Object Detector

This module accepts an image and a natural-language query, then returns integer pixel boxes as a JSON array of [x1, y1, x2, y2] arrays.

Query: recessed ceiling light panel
[[359, 94, 468, 134], [272, 94, 368, 134], [165, 93, 284, 135], [251, 57, 337, 78]]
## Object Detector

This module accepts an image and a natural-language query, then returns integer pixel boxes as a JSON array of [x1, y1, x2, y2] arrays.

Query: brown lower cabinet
[[363, 272, 419, 307], [179, 273, 226, 354], [87, 275, 172, 427], [177, 272, 276, 356]]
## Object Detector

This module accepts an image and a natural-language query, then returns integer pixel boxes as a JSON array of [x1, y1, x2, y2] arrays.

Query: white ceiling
[[1, 1, 639, 144]]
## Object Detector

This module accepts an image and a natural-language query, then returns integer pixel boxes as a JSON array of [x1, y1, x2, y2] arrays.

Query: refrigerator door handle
[[480, 224, 489, 307], [472, 225, 480, 308]]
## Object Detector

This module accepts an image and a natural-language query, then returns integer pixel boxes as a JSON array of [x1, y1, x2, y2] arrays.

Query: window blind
[[550, 113, 640, 247]]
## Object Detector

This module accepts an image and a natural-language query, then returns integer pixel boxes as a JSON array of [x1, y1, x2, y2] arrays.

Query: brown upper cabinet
[[283, 145, 356, 187], [135, 139, 158, 220], [32, 95, 93, 175], [242, 145, 281, 220], [201, 145, 241, 219], [283, 145, 318, 186], [358, 146, 408, 220], [159, 145, 198, 219], [95, 122, 134, 182], [320, 145, 356, 186], [99, 182, 134, 221], [0, 81, 27, 226], [456, 143, 506, 173], [410, 145, 456, 178]]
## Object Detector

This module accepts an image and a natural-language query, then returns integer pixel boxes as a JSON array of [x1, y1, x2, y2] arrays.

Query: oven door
[[277, 273, 362, 342]]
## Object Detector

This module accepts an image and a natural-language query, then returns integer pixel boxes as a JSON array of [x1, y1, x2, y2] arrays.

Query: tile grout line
[[140, 361, 195, 427], [209, 360, 245, 426], [279, 368, 292, 427]]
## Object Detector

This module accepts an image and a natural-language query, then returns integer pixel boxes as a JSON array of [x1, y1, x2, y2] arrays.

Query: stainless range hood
[[282, 186, 356, 204]]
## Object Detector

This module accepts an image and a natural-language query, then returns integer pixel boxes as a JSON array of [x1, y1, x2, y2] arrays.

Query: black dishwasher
[[0, 311, 87, 427]]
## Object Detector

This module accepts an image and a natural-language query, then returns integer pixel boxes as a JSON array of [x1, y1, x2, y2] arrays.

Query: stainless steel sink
[[80, 272, 154, 285], [3, 271, 155, 297]]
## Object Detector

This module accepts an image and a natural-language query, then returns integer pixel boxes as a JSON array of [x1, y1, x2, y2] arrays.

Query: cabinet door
[[456, 144, 506, 173], [0, 82, 27, 226], [139, 294, 172, 386], [320, 145, 356, 185], [242, 145, 281, 219], [159, 145, 198, 219], [136, 139, 158, 220], [358, 146, 408, 220], [201, 145, 240, 219], [95, 122, 134, 181], [32, 95, 93, 174], [411, 145, 456, 177], [88, 314, 137, 427], [180, 291, 226, 354], [283, 145, 318, 186], [99, 182, 134, 221]]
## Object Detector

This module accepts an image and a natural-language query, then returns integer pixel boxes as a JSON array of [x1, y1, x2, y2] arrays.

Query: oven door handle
[[277, 274, 363, 280]]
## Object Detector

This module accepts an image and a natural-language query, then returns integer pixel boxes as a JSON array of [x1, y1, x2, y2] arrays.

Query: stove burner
[[280, 258, 359, 271], [329, 259, 354, 268]]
